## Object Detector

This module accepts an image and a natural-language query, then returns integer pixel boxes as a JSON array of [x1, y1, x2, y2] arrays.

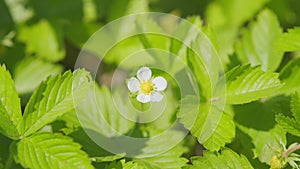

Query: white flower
[[127, 67, 167, 103]]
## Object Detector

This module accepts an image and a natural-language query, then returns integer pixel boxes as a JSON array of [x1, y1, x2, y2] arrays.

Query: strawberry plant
[[1, 0, 300, 169]]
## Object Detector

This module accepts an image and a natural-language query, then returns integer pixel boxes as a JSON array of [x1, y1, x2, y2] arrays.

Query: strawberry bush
[[1, 0, 300, 169]]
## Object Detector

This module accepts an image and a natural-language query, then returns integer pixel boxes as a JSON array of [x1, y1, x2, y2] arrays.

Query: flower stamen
[[140, 81, 154, 94]]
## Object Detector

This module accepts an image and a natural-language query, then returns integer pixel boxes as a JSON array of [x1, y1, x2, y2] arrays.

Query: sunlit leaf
[[91, 153, 126, 163], [14, 57, 63, 94], [104, 159, 143, 169], [170, 16, 203, 63], [4, 0, 32, 23], [236, 9, 283, 71], [183, 33, 231, 151], [276, 27, 300, 51], [276, 115, 300, 137], [76, 85, 135, 136], [178, 97, 235, 151], [185, 148, 253, 169], [202, 112, 235, 151], [19, 69, 92, 137], [0, 65, 22, 139], [18, 19, 65, 62], [14, 132, 94, 169], [133, 147, 188, 169], [205, 0, 269, 63], [226, 65, 283, 104]]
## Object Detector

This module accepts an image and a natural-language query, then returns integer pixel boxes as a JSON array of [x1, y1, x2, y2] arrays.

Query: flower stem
[[141, 103, 144, 112], [283, 144, 300, 158]]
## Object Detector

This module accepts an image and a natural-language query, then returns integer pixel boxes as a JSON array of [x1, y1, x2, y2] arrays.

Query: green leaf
[[14, 132, 94, 169], [183, 41, 234, 150], [19, 69, 92, 137], [117, 126, 187, 169], [205, 0, 269, 63], [4, 0, 32, 23], [278, 58, 300, 94], [186, 40, 211, 101], [177, 96, 200, 130], [58, 110, 81, 129], [276, 115, 300, 137], [206, 0, 269, 28], [122, 160, 143, 169], [178, 98, 235, 151], [189, 32, 221, 89], [0, 65, 22, 139], [276, 27, 300, 51], [133, 146, 188, 169], [226, 65, 283, 104], [235, 9, 283, 71], [276, 92, 300, 137], [75, 83, 186, 167], [291, 92, 300, 121], [202, 112, 235, 151], [80, 126, 187, 168], [185, 148, 253, 169], [14, 57, 63, 94], [103, 17, 169, 70], [18, 19, 65, 62], [170, 16, 203, 64], [67, 128, 113, 159], [91, 153, 126, 163], [238, 124, 286, 164], [105, 159, 143, 169], [233, 97, 288, 164], [76, 85, 135, 136]]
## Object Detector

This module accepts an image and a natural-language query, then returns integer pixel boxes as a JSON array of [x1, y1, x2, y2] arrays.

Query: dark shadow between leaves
[[69, 123, 148, 158], [234, 95, 291, 130], [228, 128, 269, 169]]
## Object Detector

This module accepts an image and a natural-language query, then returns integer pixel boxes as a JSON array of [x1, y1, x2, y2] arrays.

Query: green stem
[[283, 144, 300, 158], [141, 103, 144, 112]]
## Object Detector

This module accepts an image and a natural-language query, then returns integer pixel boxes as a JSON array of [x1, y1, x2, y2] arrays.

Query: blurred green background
[[1, 0, 300, 95]]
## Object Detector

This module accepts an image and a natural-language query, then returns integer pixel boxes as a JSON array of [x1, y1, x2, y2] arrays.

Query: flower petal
[[127, 77, 140, 92], [150, 92, 164, 102], [137, 93, 151, 103], [153, 76, 167, 91], [137, 67, 152, 81]]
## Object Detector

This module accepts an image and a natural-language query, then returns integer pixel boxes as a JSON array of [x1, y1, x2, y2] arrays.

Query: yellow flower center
[[270, 155, 284, 169], [140, 81, 154, 94]]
